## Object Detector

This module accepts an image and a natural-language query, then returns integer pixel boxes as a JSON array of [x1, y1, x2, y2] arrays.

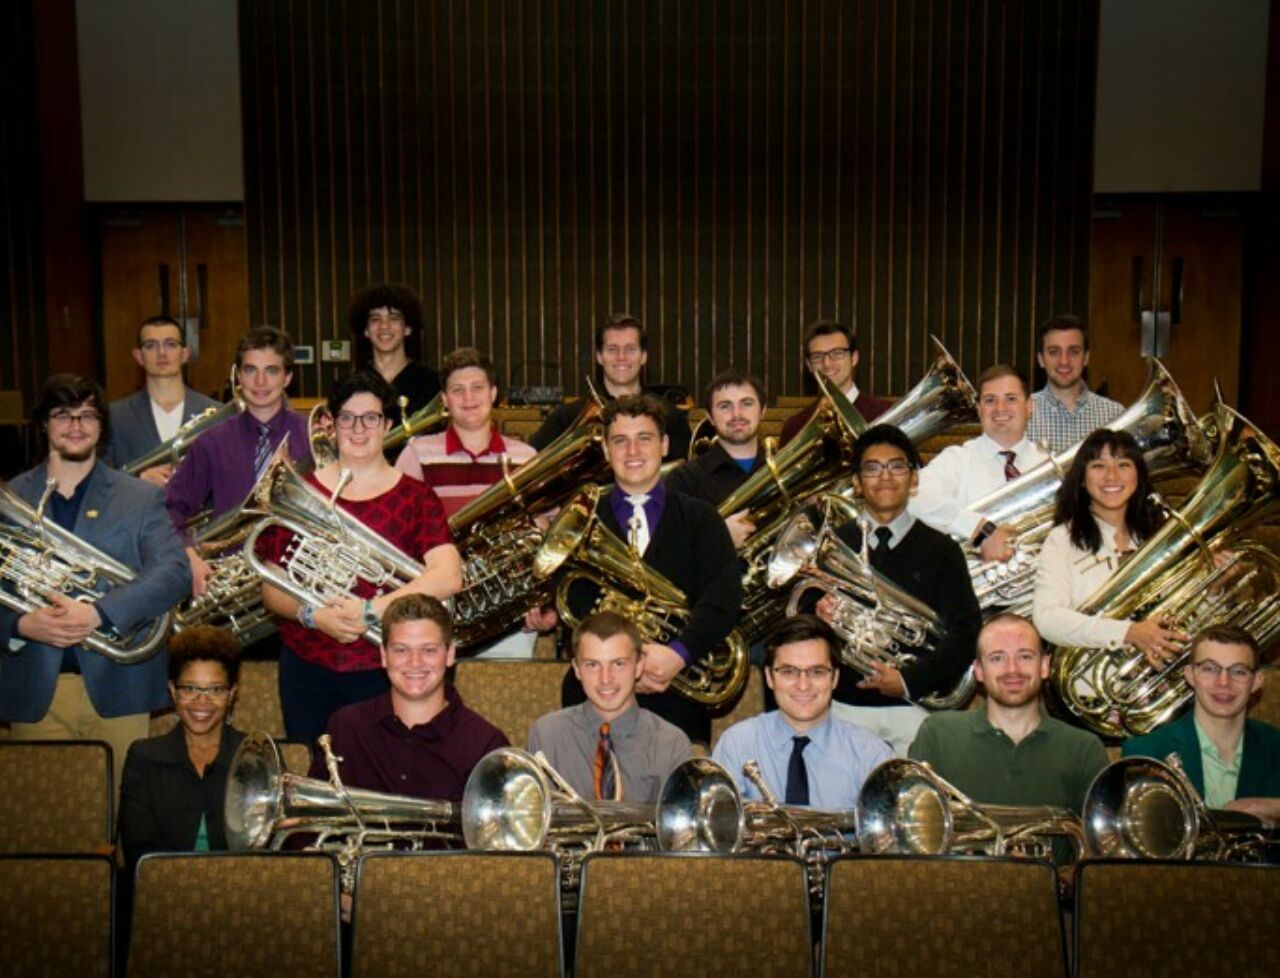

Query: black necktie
[[785, 735, 811, 805], [873, 526, 893, 555]]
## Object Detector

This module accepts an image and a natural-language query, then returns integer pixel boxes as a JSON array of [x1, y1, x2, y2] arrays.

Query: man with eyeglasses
[[1123, 625, 1280, 823], [808, 424, 981, 754], [778, 320, 893, 446], [0, 374, 191, 795], [106, 316, 222, 485], [712, 615, 892, 808]]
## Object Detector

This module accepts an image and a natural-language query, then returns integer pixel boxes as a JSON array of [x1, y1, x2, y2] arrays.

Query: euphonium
[[241, 447, 429, 645], [0, 479, 172, 664], [856, 758, 1085, 860], [768, 494, 972, 710], [1050, 402, 1280, 739], [532, 483, 751, 707], [967, 358, 1211, 616], [121, 364, 243, 475]]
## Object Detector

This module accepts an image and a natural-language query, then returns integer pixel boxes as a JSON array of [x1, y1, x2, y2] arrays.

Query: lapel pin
[[85, 509, 100, 519]]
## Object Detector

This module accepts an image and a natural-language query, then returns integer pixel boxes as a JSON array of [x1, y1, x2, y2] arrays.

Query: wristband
[[297, 605, 316, 630], [972, 520, 998, 548]]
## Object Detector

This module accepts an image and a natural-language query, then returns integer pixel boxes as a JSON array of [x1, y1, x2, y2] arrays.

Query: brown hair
[[572, 611, 643, 659], [976, 364, 1029, 398], [763, 614, 840, 670], [1189, 624, 1263, 670], [601, 392, 668, 435], [440, 347, 498, 388], [235, 325, 295, 371], [380, 593, 454, 647]]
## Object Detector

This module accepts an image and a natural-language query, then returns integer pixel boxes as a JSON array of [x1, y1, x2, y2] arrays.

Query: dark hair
[[440, 347, 498, 389], [1036, 314, 1089, 353], [1189, 624, 1263, 670], [326, 370, 403, 426], [601, 392, 668, 435], [167, 625, 241, 685], [136, 315, 185, 348], [976, 612, 1042, 660], [594, 313, 647, 353], [851, 424, 921, 472], [572, 610, 642, 659], [803, 320, 858, 356], [380, 593, 454, 648], [348, 283, 425, 364], [1053, 429, 1160, 554], [32, 374, 112, 453], [763, 614, 840, 670], [976, 364, 1030, 398], [704, 368, 765, 414], [235, 325, 295, 371]]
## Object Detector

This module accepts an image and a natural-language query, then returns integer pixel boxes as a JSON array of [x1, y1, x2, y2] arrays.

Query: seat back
[[0, 853, 114, 978], [709, 665, 765, 751], [150, 659, 287, 739], [0, 741, 112, 852], [452, 660, 571, 748]]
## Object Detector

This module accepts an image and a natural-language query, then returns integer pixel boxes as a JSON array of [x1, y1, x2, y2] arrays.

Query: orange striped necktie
[[593, 722, 622, 801]]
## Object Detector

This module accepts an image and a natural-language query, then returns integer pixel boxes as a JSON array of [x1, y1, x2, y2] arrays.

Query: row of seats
[[5, 849, 1277, 978]]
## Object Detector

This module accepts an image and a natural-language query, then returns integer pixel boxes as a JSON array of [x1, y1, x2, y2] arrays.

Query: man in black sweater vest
[[526, 394, 742, 745], [817, 424, 982, 754]]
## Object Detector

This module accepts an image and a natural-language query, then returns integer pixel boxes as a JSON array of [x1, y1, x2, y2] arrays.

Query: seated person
[[310, 593, 508, 801], [527, 611, 692, 803], [119, 624, 245, 869], [1123, 625, 1280, 825], [713, 615, 892, 809]]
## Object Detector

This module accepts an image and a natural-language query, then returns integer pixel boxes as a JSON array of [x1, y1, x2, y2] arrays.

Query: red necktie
[[593, 723, 620, 800], [1000, 450, 1020, 481]]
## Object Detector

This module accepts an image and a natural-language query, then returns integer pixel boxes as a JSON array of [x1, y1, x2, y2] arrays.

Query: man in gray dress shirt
[[527, 611, 692, 803]]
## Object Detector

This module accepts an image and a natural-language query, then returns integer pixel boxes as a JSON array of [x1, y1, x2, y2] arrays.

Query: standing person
[[254, 371, 462, 743], [164, 326, 311, 595], [106, 315, 222, 484], [527, 612, 692, 803], [1027, 314, 1124, 454], [528, 313, 692, 460], [666, 367, 767, 548], [0, 375, 191, 793], [394, 347, 536, 517], [712, 615, 892, 808], [777, 320, 894, 446], [909, 364, 1050, 565], [349, 283, 441, 415], [526, 394, 742, 745]]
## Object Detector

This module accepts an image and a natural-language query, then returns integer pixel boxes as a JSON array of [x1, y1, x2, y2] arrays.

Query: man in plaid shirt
[[1026, 315, 1124, 454]]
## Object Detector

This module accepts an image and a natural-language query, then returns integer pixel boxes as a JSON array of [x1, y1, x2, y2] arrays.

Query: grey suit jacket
[[0, 461, 192, 721], [106, 387, 222, 469]]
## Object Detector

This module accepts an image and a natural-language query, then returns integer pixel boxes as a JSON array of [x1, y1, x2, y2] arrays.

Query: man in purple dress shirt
[[165, 326, 311, 595]]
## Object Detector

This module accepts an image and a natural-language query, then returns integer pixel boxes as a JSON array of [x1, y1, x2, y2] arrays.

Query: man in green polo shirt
[[909, 613, 1108, 814], [1123, 624, 1280, 823]]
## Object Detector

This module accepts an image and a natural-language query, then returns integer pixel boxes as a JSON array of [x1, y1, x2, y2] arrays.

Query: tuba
[[768, 494, 972, 710], [121, 364, 243, 475], [856, 758, 1085, 860], [967, 359, 1211, 617], [0, 479, 172, 664], [532, 483, 750, 707]]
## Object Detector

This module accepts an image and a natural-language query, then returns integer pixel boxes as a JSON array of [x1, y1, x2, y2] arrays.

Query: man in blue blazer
[[104, 316, 222, 484], [1, 375, 191, 793], [1123, 625, 1280, 823]]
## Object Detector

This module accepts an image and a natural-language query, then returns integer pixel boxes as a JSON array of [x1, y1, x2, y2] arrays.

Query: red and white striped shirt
[[395, 423, 537, 517]]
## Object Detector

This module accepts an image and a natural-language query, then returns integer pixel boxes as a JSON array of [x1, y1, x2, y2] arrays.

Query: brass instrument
[[0, 479, 172, 664], [308, 391, 449, 468], [121, 364, 243, 475], [968, 359, 1210, 616], [241, 449, 430, 646], [768, 494, 973, 710], [532, 483, 750, 707], [1083, 753, 1272, 861], [448, 390, 608, 647], [1050, 402, 1280, 739], [856, 758, 1085, 860]]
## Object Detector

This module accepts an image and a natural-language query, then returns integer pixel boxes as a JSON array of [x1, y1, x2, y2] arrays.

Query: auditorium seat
[[821, 855, 1066, 978], [1074, 859, 1280, 978], [128, 852, 340, 978], [575, 852, 812, 978], [709, 664, 765, 751], [0, 741, 113, 853], [452, 659, 571, 749], [151, 658, 288, 741], [0, 854, 114, 978], [350, 851, 563, 978]]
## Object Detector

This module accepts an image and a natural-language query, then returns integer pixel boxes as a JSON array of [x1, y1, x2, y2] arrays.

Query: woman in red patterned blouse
[[256, 371, 463, 742]]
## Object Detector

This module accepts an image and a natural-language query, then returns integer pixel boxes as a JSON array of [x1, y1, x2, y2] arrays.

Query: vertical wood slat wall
[[240, 0, 1098, 401]]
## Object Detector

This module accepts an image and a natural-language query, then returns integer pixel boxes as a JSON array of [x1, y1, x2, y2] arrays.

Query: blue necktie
[[785, 735, 810, 806]]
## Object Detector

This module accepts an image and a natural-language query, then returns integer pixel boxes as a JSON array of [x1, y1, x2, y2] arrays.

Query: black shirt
[[530, 388, 692, 460], [389, 360, 442, 417], [665, 441, 766, 509]]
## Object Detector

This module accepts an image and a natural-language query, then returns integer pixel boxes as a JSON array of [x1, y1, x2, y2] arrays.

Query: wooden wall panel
[[240, 0, 1098, 401]]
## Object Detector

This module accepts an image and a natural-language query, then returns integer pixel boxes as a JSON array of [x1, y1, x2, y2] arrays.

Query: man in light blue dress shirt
[[712, 615, 892, 809]]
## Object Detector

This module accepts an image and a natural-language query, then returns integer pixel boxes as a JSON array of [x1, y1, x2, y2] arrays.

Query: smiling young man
[[712, 615, 892, 808], [778, 320, 894, 446], [349, 283, 441, 415], [1123, 625, 1280, 822], [1026, 315, 1123, 454], [527, 612, 692, 802]]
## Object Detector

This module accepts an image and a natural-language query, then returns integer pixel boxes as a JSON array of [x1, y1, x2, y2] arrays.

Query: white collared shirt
[[909, 433, 1050, 540]]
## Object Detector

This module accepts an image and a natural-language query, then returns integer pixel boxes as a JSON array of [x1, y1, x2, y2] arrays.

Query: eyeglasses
[[140, 339, 183, 353], [174, 684, 232, 701], [335, 411, 385, 430], [1192, 661, 1255, 683], [771, 665, 836, 682], [805, 348, 852, 366], [859, 459, 913, 478], [47, 409, 102, 427]]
